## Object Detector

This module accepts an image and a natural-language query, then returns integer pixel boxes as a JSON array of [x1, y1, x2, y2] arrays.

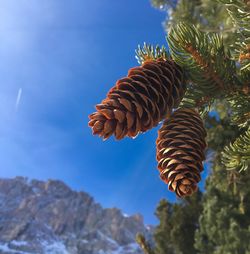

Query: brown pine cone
[[156, 108, 207, 197], [88, 58, 185, 140]]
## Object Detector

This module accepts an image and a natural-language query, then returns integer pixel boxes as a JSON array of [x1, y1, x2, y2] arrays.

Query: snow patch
[[41, 240, 68, 254], [81, 239, 89, 244], [97, 230, 118, 246], [97, 242, 139, 254], [0, 243, 11, 252], [0, 243, 29, 254], [11, 240, 28, 246]]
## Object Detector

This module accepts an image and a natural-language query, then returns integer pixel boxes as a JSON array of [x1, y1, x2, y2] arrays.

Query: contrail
[[15, 88, 22, 111]]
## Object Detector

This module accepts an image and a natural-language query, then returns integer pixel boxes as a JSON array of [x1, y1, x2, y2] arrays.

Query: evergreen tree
[[194, 109, 250, 254], [88, 0, 250, 252], [153, 199, 174, 254], [145, 1, 250, 253], [169, 192, 202, 254], [137, 192, 202, 254], [195, 167, 250, 254]]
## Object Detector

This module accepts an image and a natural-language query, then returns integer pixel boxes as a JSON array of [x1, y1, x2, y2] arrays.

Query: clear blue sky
[[0, 0, 207, 224]]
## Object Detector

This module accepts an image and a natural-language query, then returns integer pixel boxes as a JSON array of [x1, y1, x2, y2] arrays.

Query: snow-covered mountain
[[0, 177, 153, 254]]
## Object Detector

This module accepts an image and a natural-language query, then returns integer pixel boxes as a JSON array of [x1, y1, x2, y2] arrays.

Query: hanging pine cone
[[156, 108, 206, 197], [88, 58, 185, 140]]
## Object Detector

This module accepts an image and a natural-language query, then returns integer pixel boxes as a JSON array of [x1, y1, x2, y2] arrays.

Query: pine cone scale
[[89, 59, 185, 140], [113, 109, 126, 123], [156, 108, 206, 197]]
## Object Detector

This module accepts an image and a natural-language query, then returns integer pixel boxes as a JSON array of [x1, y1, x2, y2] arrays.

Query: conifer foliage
[[87, 0, 250, 253], [88, 0, 250, 197], [133, 0, 250, 254], [137, 192, 202, 254]]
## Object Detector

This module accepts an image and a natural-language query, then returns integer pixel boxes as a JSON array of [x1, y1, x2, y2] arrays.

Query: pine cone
[[88, 59, 185, 140], [156, 108, 206, 197]]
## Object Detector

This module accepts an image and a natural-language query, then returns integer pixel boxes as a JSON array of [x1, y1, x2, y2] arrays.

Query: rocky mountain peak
[[0, 177, 153, 254]]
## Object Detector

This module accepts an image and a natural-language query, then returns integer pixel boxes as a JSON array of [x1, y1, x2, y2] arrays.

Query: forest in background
[[135, 1, 250, 253]]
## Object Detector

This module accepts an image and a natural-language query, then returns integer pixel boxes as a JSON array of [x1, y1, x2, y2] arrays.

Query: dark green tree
[[137, 192, 202, 254], [89, 0, 250, 251], [194, 108, 250, 254], [153, 199, 174, 254], [136, 1, 250, 253], [169, 192, 202, 254], [195, 166, 250, 254]]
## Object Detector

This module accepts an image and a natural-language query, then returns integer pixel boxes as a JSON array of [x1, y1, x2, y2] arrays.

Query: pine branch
[[227, 92, 250, 127], [135, 43, 169, 65], [218, 0, 250, 71], [136, 233, 156, 254], [185, 43, 225, 90], [150, 0, 177, 10], [239, 45, 250, 62], [221, 127, 250, 171], [179, 84, 212, 116], [168, 23, 237, 92], [218, 0, 250, 33], [166, 0, 203, 30], [168, 23, 237, 108]]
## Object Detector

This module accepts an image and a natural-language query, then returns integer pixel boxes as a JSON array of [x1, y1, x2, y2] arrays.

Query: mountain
[[0, 177, 153, 254]]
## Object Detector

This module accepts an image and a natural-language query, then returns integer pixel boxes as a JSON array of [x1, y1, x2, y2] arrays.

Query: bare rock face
[[0, 177, 152, 254]]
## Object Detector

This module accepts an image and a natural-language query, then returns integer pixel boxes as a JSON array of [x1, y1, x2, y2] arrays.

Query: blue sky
[[0, 0, 207, 224]]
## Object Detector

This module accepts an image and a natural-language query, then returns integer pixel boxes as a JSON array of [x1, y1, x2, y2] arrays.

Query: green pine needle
[[222, 127, 250, 171], [135, 43, 169, 65]]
